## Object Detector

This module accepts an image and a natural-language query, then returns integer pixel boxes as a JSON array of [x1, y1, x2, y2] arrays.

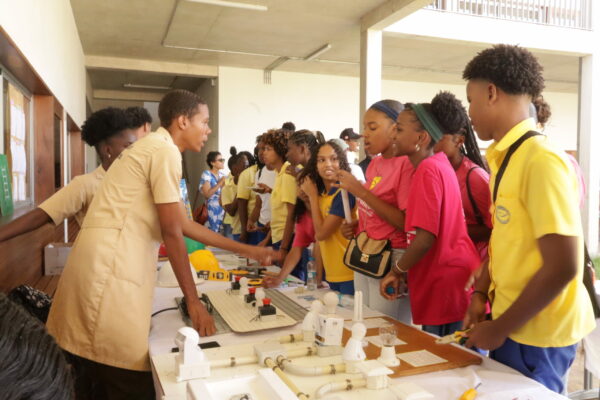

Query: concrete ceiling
[[72, 0, 579, 95]]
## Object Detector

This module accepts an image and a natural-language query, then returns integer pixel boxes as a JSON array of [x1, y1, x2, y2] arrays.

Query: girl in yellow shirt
[[299, 141, 356, 295]]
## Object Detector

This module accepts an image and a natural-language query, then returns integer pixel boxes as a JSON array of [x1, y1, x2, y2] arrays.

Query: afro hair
[[430, 91, 469, 135], [462, 44, 545, 98], [126, 106, 152, 128], [81, 107, 132, 148], [262, 128, 291, 160]]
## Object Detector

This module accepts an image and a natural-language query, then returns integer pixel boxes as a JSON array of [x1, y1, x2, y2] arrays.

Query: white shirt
[[255, 166, 277, 225]]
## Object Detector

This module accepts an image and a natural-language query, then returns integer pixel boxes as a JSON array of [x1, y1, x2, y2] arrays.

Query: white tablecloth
[[149, 280, 567, 400]]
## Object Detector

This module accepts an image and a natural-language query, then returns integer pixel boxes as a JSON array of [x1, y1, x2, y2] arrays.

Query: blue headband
[[370, 101, 400, 122], [411, 104, 444, 143]]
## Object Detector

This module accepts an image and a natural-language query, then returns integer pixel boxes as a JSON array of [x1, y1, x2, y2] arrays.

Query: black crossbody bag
[[494, 130, 600, 318]]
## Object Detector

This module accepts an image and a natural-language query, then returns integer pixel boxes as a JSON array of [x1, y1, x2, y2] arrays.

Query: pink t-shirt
[[358, 156, 413, 249], [455, 156, 492, 260], [405, 152, 481, 326], [293, 212, 315, 248]]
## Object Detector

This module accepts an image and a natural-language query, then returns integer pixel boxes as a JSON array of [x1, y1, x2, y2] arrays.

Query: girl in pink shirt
[[336, 100, 413, 323], [432, 91, 492, 261], [380, 93, 480, 336]]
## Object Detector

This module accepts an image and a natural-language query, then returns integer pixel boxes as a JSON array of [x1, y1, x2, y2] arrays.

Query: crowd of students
[[0, 44, 595, 399]]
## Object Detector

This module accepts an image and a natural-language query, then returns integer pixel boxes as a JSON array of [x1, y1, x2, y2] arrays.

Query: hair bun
[[430, 91, 468, 135], [229, 146, 238, 156]]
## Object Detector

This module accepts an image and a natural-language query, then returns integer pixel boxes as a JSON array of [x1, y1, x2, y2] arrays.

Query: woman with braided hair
[[432, 91, 492, 260]]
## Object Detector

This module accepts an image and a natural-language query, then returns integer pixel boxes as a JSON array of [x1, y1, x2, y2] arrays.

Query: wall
[[0, 0, 86, 125], [218, 66, 579, 155], [183, 78, 219, 208]]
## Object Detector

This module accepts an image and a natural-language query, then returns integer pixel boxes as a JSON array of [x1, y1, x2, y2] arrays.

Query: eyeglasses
[[217, 158, 226, 162]]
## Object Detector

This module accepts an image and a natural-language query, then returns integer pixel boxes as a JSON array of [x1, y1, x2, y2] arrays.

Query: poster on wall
[[9, 102, 27, 202], [0, 155, 14, 216]]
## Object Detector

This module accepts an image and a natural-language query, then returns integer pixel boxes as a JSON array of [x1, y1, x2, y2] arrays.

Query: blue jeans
[[232, 233, 240, 242], [327, 280, 355, 296], [422, 320, 463, 337], [223, 224, 233, 239], [491, 337, 577, 393]]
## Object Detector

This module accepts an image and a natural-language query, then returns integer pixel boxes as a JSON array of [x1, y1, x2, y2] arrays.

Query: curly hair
[[81, 107, 132, 150], [533, 95, 552, 127], [298, 140, 350, 195], [0, 293, 73, 400], [262, 128, 291, 161], [158, 89, 206, 128], [431, 91, 487, 170], [462, 44, 545, 98], [125, 106, 152, 128], [281, 121, 296, 132]]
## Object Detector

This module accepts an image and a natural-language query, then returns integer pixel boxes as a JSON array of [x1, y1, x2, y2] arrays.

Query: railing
[[427, 0, 592, 30]]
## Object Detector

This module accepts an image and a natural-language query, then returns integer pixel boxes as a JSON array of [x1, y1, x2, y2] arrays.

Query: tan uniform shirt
[[38, 166, 105, 227], [47, 128, 182, 371]]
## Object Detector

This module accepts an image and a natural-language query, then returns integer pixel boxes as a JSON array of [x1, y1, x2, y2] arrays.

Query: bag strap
[[493, 130, 541, 203], [466, 167, 484, 226]]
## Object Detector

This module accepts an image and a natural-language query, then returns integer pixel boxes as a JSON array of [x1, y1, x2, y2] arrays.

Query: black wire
[[151, 307, 178, 317]]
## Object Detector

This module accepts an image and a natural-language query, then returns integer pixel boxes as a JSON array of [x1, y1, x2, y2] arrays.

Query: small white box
[[44, 242, 72, 275]]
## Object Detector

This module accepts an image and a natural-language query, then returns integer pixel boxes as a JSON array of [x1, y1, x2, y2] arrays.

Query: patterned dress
[[200, 169, 225, 232]]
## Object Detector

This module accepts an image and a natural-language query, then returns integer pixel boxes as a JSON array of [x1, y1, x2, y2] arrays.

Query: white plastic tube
[[278, 356, 346, 376], [264, 357, 310, 400], [209, 355, 258, 368], [286, 345, 317, 359], [315, 378, 367, 399]]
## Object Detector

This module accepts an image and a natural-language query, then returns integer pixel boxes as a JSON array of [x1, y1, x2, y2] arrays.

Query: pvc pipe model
[[208, 355, 258, 368], [323, 291, 339, 315], [315, 378, 367, 399], [276, 333, 305, 344], [277, 355, 346, 376], [264, 357, 310, 400], [353, 290, 363, 322], [341, 189, 352, 223]]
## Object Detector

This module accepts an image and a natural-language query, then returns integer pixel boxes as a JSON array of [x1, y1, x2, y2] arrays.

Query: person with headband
[[336, 99, 414, 323], [378, 98, 480, 338], [0, 107, 137, 242]]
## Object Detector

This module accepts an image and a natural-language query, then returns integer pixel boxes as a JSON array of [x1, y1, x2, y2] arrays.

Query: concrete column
[[359, 28, 382, 129], [578, 53, 600, 254]]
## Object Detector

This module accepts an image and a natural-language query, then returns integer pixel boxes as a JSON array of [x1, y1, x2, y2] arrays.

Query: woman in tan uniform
[[0, 107, 137, 242], [46, 90, 275, 399]]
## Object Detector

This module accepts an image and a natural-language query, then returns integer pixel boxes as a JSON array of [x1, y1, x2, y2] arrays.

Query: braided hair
[[430, 91, 488, 171]]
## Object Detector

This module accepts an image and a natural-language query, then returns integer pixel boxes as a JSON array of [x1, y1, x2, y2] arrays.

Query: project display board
[[0, 155, 13, 216], [344, 316, 482, 377]]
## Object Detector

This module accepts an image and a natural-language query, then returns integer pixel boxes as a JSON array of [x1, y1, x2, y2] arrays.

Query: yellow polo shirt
[[221, 176, 241, 235], [39, 165, 105, 227], [47, 127, 182, 371], [486, 118, 595, 347], [318, 188, 355, 283], [270, 162, 297, 244], [236, 164, 258, 224]]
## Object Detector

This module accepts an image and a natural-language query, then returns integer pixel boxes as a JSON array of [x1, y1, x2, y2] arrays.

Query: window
[[2, 72, 33, 209]]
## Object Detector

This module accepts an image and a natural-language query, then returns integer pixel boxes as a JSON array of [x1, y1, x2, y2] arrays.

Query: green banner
[[0, 154, 14, 216]]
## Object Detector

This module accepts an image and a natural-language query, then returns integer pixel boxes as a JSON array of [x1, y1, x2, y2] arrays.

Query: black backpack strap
[[466, 167, 484, 226], [493, 131, 541, 203]]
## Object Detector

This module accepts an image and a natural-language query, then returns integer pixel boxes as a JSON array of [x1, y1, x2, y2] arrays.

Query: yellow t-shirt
[[38, 165, 105, 227], [486, 118, 595, 347], [270, 162, 297, 244], [47, 127, 182, 371], [236, 164, 258, 224], [221, 176, 241, 235], [318, 188, 355, 282]]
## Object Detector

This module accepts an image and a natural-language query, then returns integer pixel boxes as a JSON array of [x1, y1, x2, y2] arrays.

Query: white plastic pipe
[[209, 355, 258, 368], [286, 345, 318, 359], [278, 356, 346, 376], [315, 378, 367, 399]]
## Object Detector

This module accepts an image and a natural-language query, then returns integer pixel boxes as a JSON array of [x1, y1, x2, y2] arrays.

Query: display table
[[149, 279, 568, 400]]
